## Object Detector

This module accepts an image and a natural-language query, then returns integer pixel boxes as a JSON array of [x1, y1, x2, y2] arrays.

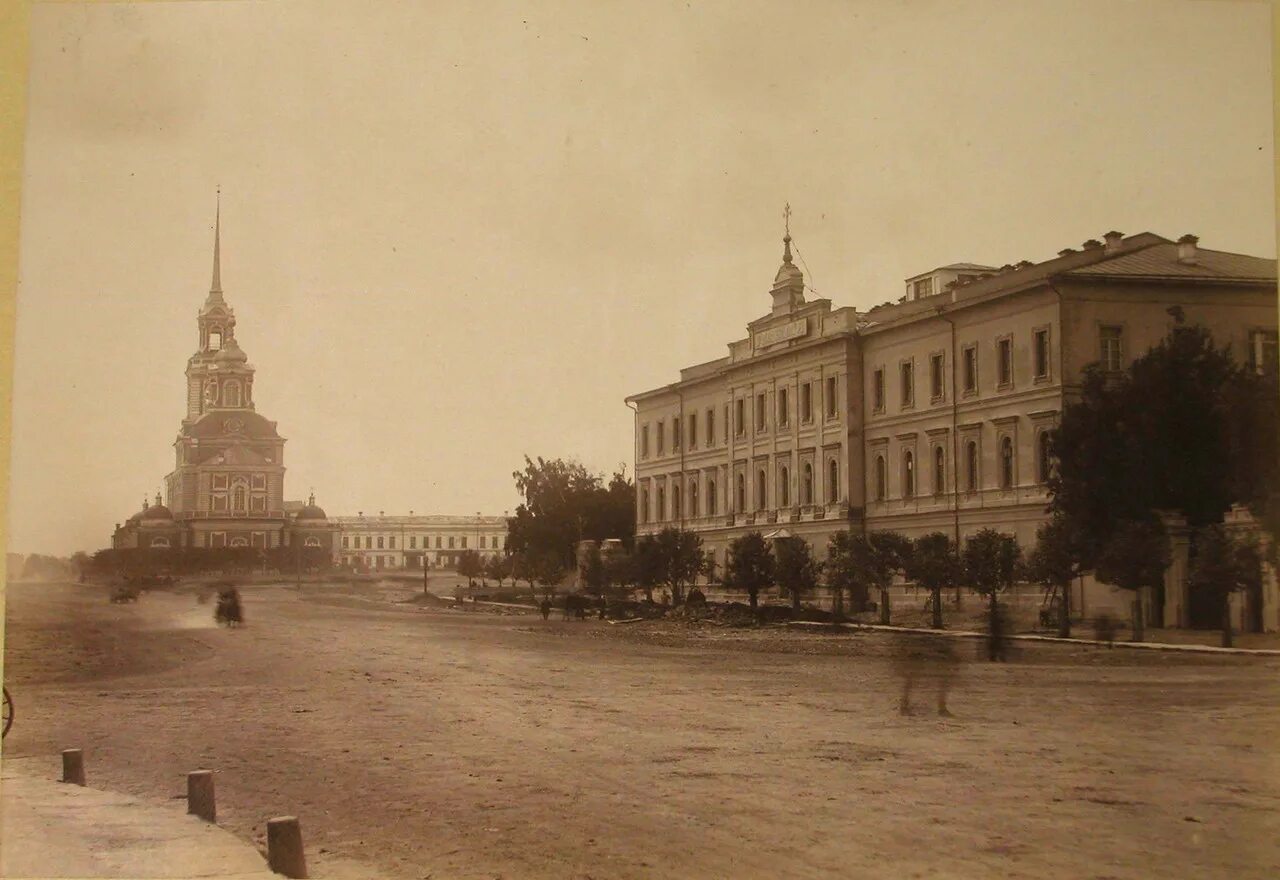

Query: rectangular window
[[826, 375, 837, 417], [672, 416, 682, 451], [212, 494, 228, 512], [778, 387, 789, 427], [900, 360, 914, 407], [641, 424, 650, 457], [251, 495, 266, 512], [912, 277, 934, 299], [461, 537, 468, 549], [448, 537, 455, 549], [997, 337, 1013, 387], [211, 532, 226, 548], [756, 393, 767, 432], [1034, 329, 1050, 379], [735, 399, 745, 436], [342, 536, 349, 549], [1100, 325, 1123, 372], [706, 408, 715, 445], [388, 536, 396, 549], [251, 473, 267, 490], [1250, 329, 1278, 375], [872, 368, 885, 413], [377, 536, 385, 549], [365, 536, 373, 549], [930, 353, 944, 401], [436, 536, 442, 548], [212, 474, 229, 490], [800, 383, 812, 422], [689, 413, 697, 449], [963, 345, 978, 393], [657, 420, 665, 455], [724, 405, 730, 443], [410, 536, 417, 549]]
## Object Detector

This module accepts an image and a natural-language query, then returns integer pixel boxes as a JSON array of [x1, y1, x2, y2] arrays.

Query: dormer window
[[912, 278, 934, 299]]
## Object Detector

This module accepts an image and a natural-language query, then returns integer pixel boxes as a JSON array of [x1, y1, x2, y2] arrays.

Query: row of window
[[870, 432, 1053, 502], [340, 534, 506, 550], [871, 328, 1053, 414], [641, 376, 841, 458], [639, 459, 842, 523]]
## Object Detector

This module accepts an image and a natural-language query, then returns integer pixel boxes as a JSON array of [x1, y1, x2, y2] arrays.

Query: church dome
[[142, 503, 173, 521], [295, 494, 327, 521]]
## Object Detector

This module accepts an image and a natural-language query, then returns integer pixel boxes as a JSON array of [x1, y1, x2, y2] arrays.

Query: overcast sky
[[9, 0, 1275, 556]]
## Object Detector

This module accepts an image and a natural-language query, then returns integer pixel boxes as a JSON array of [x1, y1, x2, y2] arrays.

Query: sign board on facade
[[753, 318, 808, 349]]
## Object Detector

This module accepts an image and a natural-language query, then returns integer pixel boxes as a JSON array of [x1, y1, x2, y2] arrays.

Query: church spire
[[210, 187, 223, 297]]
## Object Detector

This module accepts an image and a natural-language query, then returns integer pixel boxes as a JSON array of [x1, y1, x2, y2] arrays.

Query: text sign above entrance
[[754, 318, 808, 349]]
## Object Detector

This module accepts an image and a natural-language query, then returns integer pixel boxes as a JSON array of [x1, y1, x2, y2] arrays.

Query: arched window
[[757, 469, 767, 511], [223, 380, 241, 408], [780, 466, 790, 507], [966, 441, 979, 493], [736, 474, 745, 512], [150, 536, 170, 548], [1037, 431, 1052, 484], [230, 536, 249, 547], [208, 328, 222, 350], [304, 536, 321, 547], [1000, 436, 1015, 489], [657, 486, 666, 521], [828, 459, 839, 503], [903, 450, 915, 498], [803, 463, 813, 505], [641, 488, 650, 523], [875, 455, 886, 501], [690, 479, 699, 517], [233, 485, 247, 512], [672, 484, 681, 518], [708, 479, 717, 515], [933, 446, 946, 496]]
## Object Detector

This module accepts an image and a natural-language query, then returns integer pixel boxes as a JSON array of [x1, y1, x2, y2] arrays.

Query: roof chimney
[[1103, 230, 1124, 254], [1058, 248, 1078, 257], [1082, 239, 1103, 250], [1177, 234, 1199, 265]]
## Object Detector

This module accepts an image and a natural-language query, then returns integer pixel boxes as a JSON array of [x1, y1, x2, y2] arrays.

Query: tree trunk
[[1057, 580, 1071, 639], [1221, 594, 1234, 649], [832, 586, 844, 619], [791, 588, 801, 612], [879, 587, 891, 625], [954, 585, 963, 609], [931, 586, 943, 629], [1131, 596, 1145, 643]]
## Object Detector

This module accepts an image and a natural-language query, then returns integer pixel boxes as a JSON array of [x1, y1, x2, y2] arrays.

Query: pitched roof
[[1065, 244, 1276, 281]]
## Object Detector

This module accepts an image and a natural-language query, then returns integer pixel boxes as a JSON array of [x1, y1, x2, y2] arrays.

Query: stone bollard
[[187, 770, 216, 822], [61, 749, 86, 786], [266, 816, 308, 878]]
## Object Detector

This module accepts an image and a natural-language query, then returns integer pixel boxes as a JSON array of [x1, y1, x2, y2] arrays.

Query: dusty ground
[[3, 579, 1279, 880]]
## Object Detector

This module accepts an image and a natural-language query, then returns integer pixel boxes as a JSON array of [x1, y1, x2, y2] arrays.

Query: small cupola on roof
[[769, 204, 805, 315]]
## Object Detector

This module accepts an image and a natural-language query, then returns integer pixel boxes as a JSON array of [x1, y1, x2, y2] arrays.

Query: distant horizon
[[9, 0, 1275, 556]]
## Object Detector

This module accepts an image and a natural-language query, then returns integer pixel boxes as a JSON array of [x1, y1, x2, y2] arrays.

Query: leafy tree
[[850, 531, 912, 625], [906, 532, 960, 630], [633, 535, 664, 602], [1187, 525, 1262, 648], [963, 528, 1021, 659], [1025, 515, 1087, 637], [602, 547, 635, 592], [456, 550, 483, 586], [507, 457, 636, 571], [824, 531, 860, 615], [509, 551, 536, 591], [653, 527, 703, 605], [531, 551, 566, 596], [580, 542, 606, 594], [1094, 517, 1170, 642], [725, 531, 775, 614], [774, 537, 820, 611], [484, 554, 511, 587]]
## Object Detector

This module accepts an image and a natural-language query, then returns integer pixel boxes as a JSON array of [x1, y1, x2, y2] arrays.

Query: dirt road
[[4, 580, 1278, 879]]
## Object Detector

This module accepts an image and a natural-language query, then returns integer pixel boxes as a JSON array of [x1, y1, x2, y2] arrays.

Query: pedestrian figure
[[1093, 613, 1116, 648], [215, 587, 243, 627], [893, 632, 959, 717], [540, 598, 552, 621], [597, 595, 607, 620]]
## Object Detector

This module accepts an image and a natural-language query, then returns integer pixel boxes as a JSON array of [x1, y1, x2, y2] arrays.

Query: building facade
[[628, 227, 1278, 600], [333, 514, 509, 570]]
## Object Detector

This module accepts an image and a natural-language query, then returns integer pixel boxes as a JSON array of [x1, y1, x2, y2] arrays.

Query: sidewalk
[[787, 620, 1280, 655], [0, 756, 277, 879]]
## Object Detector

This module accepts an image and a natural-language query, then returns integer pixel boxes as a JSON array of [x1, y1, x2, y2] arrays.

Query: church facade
[[111, 201, 337, 556]]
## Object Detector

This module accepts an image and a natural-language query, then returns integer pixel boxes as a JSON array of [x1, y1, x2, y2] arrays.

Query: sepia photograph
[[1, 1, 1278, 878]]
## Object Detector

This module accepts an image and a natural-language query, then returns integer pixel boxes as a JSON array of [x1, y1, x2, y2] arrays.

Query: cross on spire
[[781, 201, 793, 264]]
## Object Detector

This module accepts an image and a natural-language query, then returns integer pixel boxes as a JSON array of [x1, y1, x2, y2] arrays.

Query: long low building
[[626, 225, 1277, 625], [331, 513, 509, 571]]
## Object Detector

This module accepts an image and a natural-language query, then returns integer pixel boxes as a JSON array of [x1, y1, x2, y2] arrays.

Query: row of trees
[[88, 545, 333, 577]]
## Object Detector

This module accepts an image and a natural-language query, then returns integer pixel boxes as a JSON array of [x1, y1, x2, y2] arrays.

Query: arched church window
[[1000, 436, 1015, 489], [209, 329, 222, 350], [756, 469, 767, 511], [223, 380, 241, 408], [780, 466, 790, 507], [708, 479, 717, 515], [230, 536, 249, 547], [828, 459, 840, 503], [304, 537, 321, 548], [150, 537, 170, 548], [690, 479, 699, 517], [736, 474, 745, 512], [803, 463, 813, 505]]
